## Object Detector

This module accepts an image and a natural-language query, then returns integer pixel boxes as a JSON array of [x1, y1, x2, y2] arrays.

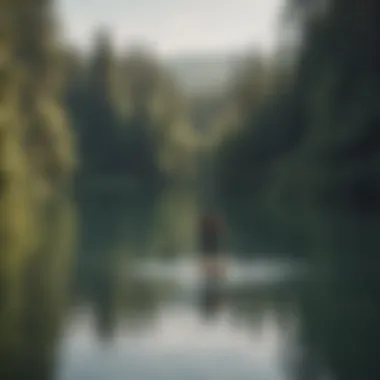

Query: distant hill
[[164, 52, 241, 96]]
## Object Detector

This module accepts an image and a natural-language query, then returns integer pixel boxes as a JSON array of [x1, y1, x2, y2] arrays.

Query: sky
[[56, 0, 285, 57]]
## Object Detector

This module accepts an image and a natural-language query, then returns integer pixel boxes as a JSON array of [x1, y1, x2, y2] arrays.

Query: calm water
[[1, 190, 380, 380], [56, 260, 302, 380]]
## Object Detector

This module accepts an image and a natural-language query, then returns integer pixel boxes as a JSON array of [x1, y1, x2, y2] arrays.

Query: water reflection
[[0, 197, 77, 380], [198, 280, 223, 320], [1, 190, 380, 380], [59, 258, 299, 380], [296, 271, 380, 380], [150, 185, 199, 256]]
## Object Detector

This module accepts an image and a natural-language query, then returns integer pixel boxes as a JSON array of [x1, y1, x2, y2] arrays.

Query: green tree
[[79, 29, 124, 174]]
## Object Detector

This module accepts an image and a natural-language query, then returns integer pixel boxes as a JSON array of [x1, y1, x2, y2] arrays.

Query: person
[[198, 213, 226, 278]]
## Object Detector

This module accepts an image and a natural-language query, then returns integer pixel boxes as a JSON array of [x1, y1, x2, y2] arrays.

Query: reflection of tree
[[74, 193, 158, 337], [87, 260, 174, 340], [297, 276, 380, 380], [118, 277, 170, 331], [0, 197, 77, 379], [74, 192, 190, 340], [295, 216, 380, 380], [226, 284, 298, 332], [150, 186, 199, 257], [76, 193, 156, 267]]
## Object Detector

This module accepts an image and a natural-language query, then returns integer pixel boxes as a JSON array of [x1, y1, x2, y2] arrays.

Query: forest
[[0, 1, 380, 379], [0, 0, 379, 260], [215, 0, 380, 261]]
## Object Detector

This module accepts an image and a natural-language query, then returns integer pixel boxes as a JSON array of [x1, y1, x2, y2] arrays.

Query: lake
[[0, 190, 379, 380], [56, 259, 303, 380]]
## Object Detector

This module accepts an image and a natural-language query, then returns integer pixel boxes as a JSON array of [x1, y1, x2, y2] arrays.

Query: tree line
[[215, 0, 380, 258], [2, 0, 380, 258], [64, 30, 204, 193]]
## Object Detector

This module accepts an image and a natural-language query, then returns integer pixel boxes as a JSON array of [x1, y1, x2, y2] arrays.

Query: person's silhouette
[[199, 283, 222, 320], [199, 213, 226, 277]]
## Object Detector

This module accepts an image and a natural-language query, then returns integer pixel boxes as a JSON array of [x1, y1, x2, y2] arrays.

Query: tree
[[79, 28, 124, 174]]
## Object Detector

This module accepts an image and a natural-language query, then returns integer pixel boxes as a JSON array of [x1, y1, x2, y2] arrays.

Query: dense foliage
[[216, 0, 380, 256], [0, 0, 76, 322], [64, 35, 201, 191]]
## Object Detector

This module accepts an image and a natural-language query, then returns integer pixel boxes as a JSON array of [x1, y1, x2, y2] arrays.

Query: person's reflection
[[92, 267, 118, 342], [199, 278, 225, 320], [198, 212, 227, 320]]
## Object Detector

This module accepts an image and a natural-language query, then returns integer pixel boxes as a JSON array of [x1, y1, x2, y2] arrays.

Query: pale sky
[[56, 0, 285, 57]]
